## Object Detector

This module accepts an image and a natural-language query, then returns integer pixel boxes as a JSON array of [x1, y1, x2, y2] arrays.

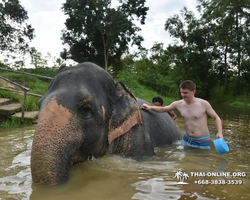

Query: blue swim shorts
[[182, 133, 211, 149]]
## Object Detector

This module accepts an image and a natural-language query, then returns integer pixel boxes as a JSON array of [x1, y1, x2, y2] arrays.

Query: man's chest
[[179, 103, 206, 119]]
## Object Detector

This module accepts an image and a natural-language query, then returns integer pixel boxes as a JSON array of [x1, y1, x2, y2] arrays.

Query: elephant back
[[137, 98, 182, 147]]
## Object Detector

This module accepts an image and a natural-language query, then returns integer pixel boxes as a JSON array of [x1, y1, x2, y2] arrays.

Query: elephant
[[31, 62, 182, 186]]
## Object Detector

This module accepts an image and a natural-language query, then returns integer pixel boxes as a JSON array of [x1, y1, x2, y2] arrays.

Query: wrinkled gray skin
[[31, 62, 182, 186]]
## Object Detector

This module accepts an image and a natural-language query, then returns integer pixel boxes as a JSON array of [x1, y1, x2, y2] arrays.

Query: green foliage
[[22, 96, 40, 111], [0, 67, 52, 116], [209, 85, 228, 103], [115, 69, 142, 94], [0, 70, 51, 96], [29, 49, 48, 68], [0, 0, 34, 56], [0, 116, 33, 128], [130, 57, 179, 98], [0, 66, 52, 127], [229, 100, 250, 108], [209, 84, 250, 108], [22, 67, 57, 78], [61, 0, 148, 70], [0, 90, 20, 101], [164, 0, 250, 99], [198, 0, 250, 86], [115, 69, 177, 103], [0, 91, 42, 111]]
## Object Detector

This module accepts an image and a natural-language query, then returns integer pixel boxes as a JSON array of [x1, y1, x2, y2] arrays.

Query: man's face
[[180, 88, 195, 101], [153, 101, 162, 106]]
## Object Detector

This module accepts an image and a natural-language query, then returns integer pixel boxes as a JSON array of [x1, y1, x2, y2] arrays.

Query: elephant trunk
[[31, 99, 81, 186], [31, 134, 70, 185]]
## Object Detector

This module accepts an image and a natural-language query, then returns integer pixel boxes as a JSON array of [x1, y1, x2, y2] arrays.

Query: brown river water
[[0, 105, 250, 200]]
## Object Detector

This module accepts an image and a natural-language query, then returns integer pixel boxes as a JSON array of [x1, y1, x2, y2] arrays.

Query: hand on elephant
[[141, 103, 150, 110]]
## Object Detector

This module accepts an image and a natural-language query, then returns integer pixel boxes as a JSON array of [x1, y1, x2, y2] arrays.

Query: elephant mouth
[[70, 151, 89, 165]]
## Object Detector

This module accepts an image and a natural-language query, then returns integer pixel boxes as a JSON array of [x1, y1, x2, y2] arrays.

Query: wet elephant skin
[[31, 62, 182, 186]]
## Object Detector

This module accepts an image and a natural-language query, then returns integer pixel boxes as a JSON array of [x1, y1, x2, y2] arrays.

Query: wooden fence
[[0, 67, 52, 124]]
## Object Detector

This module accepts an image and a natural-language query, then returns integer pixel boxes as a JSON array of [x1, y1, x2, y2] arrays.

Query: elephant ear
[[108, 81, 142, 144]]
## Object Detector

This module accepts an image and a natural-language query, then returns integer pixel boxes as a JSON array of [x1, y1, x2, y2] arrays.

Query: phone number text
[[194, 180, 243, 185]]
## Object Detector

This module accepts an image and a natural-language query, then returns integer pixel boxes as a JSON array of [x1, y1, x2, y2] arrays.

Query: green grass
[[0, 68, 52, 128], [229, 100, 250, 108], [0, 69, 52, 112], [1, 71, 52, 95], [127, 81, 177, 105], [209, 85, 250, 108], [0, 117, 33, 128], [114, 70, 178, 105]]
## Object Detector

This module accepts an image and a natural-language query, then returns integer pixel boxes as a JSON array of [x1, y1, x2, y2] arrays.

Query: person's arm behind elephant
[[168, 110, 178, 120]]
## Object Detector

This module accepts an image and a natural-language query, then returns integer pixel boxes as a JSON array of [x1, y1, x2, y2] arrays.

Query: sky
[[19, 0, 197, 65]]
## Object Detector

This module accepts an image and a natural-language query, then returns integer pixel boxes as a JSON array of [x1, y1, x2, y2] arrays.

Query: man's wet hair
[[179, 80, 196, 91]]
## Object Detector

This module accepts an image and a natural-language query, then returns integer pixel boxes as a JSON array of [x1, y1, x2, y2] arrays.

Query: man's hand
[[216, 133, 223, 139], [141, 103, 150, 110]]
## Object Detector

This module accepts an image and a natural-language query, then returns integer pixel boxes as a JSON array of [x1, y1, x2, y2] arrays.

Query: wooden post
[[21, 90, 27, 124]]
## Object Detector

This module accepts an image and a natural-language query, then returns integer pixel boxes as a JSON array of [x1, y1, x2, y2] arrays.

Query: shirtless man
[[142, 80, 223, 149]]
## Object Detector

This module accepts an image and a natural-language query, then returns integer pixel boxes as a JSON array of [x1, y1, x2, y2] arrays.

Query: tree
[[197, 0, 250, 92], [61, 0, 148, 71], [164, 7, 217, 98], [164, 0, 250, 98], [150, 42, 171, 76], [29, 48, 48, 68], [197, 0, 250, 87], [0, 0, 34, 58]]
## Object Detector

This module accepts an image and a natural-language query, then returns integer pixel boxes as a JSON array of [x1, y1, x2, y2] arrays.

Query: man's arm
[[204, 101, 223, 138], [141, 102, 177, 113]]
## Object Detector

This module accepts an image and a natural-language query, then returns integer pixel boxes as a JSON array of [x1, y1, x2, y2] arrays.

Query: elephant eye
[[79, 105, 94, 119]]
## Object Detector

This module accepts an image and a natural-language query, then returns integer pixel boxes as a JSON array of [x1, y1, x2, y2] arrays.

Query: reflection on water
[[0, 106, 250, 200]]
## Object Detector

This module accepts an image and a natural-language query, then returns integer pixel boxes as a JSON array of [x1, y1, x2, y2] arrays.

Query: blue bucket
[[213, 138, 229, 155]]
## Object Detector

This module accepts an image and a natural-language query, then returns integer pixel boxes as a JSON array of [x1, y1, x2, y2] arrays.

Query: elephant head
[[31, 62, 142, 186]]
